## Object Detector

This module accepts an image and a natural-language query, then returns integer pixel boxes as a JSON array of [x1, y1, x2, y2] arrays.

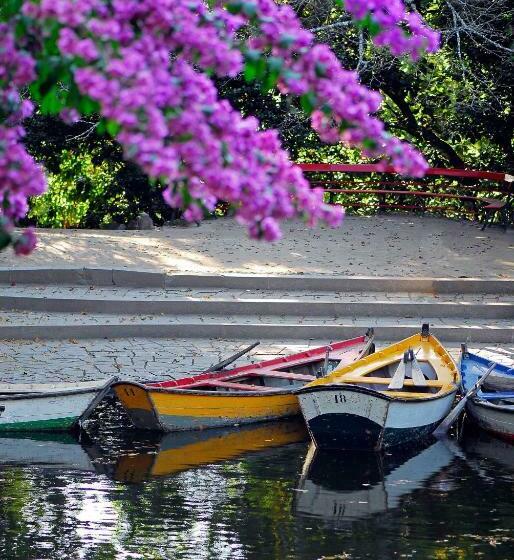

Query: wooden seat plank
[[189, 380, 277, 392], [479, 391, 514, 401], [341, 377, 444, 388], [247, 371, 316, 382]]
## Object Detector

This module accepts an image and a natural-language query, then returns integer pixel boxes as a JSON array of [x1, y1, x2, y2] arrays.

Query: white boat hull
[[0, 378, 116, 432], [298, 385, 457, 450], [467, 399, 514, 442]]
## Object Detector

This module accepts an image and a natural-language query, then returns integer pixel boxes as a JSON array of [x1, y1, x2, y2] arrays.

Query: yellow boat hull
[[114, 382, 301, 431]]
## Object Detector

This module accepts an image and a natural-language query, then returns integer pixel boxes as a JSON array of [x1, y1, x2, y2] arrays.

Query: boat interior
[[340, 357, 444, 395], [462, 352, 514, 405], [479, 375, 514, 405], [176, 357, 346, 393]]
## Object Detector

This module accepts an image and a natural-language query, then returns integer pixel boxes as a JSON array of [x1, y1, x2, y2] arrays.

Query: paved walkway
[[2, 215, 512, 277], [1, 337, 512, 385], [0, 215, 512, 385]]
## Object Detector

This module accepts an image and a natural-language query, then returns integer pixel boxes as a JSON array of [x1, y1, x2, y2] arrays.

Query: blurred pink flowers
[[0, 1, 440, 248]]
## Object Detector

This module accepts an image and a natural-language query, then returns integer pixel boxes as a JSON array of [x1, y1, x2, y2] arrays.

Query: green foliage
[[29, 150, 125, 228], [20, 0, 513, 229]]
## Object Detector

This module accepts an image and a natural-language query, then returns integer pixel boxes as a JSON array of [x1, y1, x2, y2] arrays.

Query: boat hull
[[114, 335, 374, 432], [298, 385, 457, 450], [114, 382, 300, 431], [0, 381, 115, 432], [466, 399, 514, 442]]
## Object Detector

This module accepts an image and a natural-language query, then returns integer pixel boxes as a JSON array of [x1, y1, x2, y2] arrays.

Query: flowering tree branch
[[0, 0, 440, 252]]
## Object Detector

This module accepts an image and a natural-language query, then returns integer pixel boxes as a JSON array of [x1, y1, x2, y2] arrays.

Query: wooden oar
[[434, 362, 496, 437], [204, 341, 260, 372]]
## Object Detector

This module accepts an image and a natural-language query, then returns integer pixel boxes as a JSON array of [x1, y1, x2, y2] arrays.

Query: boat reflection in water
[[103, 418, 309, 482], [294, 438, 457, 527], [0, 432, 96, 471], [461, 425, 514, 474]]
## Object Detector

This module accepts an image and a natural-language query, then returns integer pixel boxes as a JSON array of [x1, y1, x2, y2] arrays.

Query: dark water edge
[[0, 407, 513, 560]]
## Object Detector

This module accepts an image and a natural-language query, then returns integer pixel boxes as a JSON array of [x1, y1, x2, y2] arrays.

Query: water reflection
[[0, 422, 513, 559], [294, 439, 457, 527], [0, 433, 94, 471], [103, 418, 309, 482]]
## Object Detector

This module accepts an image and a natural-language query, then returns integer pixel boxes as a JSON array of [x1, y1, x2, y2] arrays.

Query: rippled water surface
[[0, 415, 513, 560]]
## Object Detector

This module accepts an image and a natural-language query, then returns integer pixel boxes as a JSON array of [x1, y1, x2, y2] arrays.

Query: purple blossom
[[0, 0, 439, 253]]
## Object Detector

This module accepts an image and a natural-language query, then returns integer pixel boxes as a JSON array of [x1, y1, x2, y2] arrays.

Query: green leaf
[[242, 2, 257, 17], [226, 1, 244, 15], [262, 69, 280, 92], [362, 138, 378, 150], [0, 0, 23, 22], [268, 56, 283, 74], [300, 92, 317, 116], [278, 34, 296, 49], [40, 86, 63, 115], [244, 52, 266, 83], [357, 14, 381, 38], [78, 96, 100, 116], [106, 120, 120, 136], [315, 62, 327, 78], [244, 59, 258, 82]]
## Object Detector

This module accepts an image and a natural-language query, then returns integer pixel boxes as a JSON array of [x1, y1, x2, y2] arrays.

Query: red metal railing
[[298, 163, 512, 217]]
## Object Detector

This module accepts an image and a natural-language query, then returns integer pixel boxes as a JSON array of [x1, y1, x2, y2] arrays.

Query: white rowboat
[[0, 378, 117, 432]]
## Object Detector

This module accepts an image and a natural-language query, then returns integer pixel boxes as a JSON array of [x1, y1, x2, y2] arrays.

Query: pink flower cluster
[[0, 24, 46, 253], [238, 1, 431, 176], [344, 0, 440, 59], [5, 0, 440, 246]]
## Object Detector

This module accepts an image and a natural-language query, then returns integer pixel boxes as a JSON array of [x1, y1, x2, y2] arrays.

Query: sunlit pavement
[[1, 215, 512, 278]]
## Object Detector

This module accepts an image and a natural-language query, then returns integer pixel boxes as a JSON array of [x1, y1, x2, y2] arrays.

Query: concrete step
[[0, 285, 511, 319], [0, 311, 511, 343], [1, 268, 513, 293]]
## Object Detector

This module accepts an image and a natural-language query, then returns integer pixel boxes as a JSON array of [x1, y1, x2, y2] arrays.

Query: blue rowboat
[[460, 346, 514, 442]]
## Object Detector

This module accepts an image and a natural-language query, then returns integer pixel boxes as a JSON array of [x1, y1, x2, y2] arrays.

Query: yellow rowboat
[[297, 325, 460, 450], [113, 333, 375, 432], [108, 419, 308, 482]]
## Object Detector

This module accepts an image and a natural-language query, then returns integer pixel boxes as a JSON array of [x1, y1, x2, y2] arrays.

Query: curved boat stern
[[298, 386, 389, 450], [298, 385, 456, 451], [113, 382, 164, 431]]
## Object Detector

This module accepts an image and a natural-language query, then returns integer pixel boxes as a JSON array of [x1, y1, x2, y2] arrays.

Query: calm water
[[0, 414, 513, 560]]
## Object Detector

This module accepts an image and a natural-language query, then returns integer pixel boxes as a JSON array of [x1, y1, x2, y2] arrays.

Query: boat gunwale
[[470, 396, 514, 412], [295, 382, 458, 403], [113, 380, 297, 397], [0, 386, 110, 401], [146, 334, 371, 389]]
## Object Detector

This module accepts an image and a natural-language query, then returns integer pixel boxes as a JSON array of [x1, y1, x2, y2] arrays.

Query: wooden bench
[[480, 196, 513, 231]]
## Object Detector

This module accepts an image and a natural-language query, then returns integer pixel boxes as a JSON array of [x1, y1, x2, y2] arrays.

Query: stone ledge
[[0, 322, 511, 343], [0, 267, 512, 293], [0, 296, 512, 319]]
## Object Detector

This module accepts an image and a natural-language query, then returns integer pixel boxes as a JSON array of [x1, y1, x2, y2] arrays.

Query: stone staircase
[[0, 268, 512, 343]]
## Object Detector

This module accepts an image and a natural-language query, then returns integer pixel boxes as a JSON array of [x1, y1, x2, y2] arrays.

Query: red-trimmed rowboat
[[113, 332, 375, 432]]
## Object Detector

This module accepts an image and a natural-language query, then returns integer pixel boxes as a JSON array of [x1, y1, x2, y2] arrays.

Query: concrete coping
[[0, 267, 512, 293]]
